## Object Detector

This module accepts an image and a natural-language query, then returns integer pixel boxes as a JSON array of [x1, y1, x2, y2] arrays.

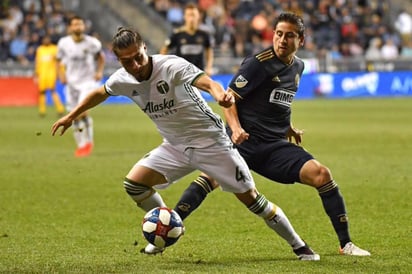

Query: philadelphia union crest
[[295, 74, 300, 88]]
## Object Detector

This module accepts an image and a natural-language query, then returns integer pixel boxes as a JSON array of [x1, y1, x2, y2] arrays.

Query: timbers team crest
[[156, 80, 169, 94]]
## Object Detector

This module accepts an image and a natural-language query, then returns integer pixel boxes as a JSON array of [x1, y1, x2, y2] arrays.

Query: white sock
[[73, 119, 87, 148], [82, 116, 94, 144], [264, 205, 305, 250], [248, 194, 305, 249]]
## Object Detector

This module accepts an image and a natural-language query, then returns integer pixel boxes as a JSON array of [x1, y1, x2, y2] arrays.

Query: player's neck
[[284, 56, 294, 65], [71, 33, 84, 42], [277, 54, 294, 65], [185, 25, 197, 34]]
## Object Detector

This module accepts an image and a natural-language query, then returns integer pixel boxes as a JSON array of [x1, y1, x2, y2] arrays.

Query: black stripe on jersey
[[103, 84, 113, 96], [256, 49, 274, 62], [230, 89, 243, 100], [183, 82, 224, 129]]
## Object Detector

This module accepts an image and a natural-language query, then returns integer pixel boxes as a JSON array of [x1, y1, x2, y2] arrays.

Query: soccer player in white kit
[[57, 15, 105, 157], [51, 27, 319, 260]]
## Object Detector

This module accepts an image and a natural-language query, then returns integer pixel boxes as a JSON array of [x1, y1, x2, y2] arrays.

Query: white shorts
[[136, 140, 255, 193], [64, 81, 100, 111]]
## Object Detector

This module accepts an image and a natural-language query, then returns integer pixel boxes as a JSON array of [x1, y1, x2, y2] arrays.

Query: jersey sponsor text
[[143, 98, 175, 113], [269, 88, 295, 107]]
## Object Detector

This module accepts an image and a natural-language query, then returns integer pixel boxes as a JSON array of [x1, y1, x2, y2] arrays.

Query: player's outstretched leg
[[173, 175, 216, 220], [318, 180, 370, 256], [123, 178, 167, 255], [244, 193, 320, 261]]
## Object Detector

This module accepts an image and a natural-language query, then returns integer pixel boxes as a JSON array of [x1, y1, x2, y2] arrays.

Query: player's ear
[[299, 36, 305, 47]]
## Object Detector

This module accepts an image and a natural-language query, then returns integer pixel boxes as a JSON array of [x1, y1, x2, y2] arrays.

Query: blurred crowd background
[[1, 0, 412, 72]]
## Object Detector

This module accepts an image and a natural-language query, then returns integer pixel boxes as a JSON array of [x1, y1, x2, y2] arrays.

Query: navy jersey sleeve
[[204, 31, 213, 48], [167, 30, 179, 49], [228, 56, 267, 98]]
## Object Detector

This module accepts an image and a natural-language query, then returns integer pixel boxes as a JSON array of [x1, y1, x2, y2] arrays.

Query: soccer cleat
[[74, 142, 93, 157], [293, 244, 320, 261], [339, 242, 371, 256], [140, 243, 165, 255]]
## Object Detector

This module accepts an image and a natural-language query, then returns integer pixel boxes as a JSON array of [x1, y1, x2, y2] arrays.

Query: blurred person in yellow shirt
[[34, 35, 65, 117]]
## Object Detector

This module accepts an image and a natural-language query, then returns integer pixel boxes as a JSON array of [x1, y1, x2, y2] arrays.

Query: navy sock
[[174, 176, 214, 220], [318, 180, 351, 248]]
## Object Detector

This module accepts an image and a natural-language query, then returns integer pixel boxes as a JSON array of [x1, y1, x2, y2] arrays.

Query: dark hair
[[274, 12, 305, 38], [111, 27, 144, 56], [185, 2, 199, 11], [68, 15, 83, 26]]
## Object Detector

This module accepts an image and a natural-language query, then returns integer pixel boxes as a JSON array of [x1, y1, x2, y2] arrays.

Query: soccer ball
[[142, 207, 185, 248]]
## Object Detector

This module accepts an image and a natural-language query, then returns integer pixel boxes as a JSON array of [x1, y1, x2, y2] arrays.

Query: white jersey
[[57, 35, 102, 85], [105, 54, 231, 148]]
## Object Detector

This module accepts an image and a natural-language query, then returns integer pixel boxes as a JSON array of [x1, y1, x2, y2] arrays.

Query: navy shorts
[[230, 130, 314, 184]]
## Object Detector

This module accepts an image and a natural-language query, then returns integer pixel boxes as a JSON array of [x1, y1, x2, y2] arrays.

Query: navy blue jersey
[[229, 47, 305, 141], [167, 28, 212, 70]]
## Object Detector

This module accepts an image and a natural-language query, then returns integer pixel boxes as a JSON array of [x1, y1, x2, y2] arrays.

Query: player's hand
[[287, 127, 304, 145], [231, 127, 249, 145], [217, 92, 235, 108], [51, 115, 73, 136]]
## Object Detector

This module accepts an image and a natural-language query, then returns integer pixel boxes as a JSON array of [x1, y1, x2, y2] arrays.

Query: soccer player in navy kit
[[160, 3, 214, 75], [167, 12, 371, 256]]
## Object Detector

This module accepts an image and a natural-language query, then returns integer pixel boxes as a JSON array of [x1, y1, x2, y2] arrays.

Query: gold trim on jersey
[[256, 49, 274, 62], [229, 88, 243, 100]]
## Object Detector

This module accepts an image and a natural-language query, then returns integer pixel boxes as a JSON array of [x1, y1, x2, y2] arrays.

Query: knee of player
[[199, 173, 219, 189], [301, 162, 333, 187], [235, 188, 260, 207], [316, 165, 333, 186], [123, 178, 154, 203], [245, 192, 276, 219]]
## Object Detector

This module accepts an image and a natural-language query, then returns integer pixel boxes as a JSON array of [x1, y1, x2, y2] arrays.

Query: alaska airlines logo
[[156, 80, 169, 94], [269, 88, 295, 107], [143, 98, 175, 113]]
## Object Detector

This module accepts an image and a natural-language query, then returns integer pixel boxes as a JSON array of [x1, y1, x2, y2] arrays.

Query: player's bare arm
[[94, 51, 106, 81], [51, 86, 109, 136], [204, 47, 214, 76], [193, 74, 234, 108], [56, 60, 66, 84], [223, 88, 249, 145]]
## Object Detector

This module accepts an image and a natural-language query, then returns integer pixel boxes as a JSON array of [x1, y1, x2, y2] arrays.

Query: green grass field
[[1, 98, 411, 273]]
